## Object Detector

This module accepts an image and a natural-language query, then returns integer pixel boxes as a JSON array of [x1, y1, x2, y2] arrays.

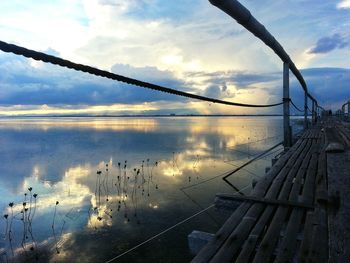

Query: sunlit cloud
[[337, 0, 350, 9], [0, 0, 349, 112], [0, 103, 158, 116]]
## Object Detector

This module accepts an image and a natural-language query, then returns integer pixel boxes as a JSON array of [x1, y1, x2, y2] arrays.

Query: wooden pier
[[192, 117, 350, 262]]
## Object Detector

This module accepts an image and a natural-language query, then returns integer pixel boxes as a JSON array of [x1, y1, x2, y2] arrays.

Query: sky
[[0, 0, 349, 116]]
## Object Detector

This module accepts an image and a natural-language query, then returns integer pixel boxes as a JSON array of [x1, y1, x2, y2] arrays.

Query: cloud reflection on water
[[0, 117, 284, 262]]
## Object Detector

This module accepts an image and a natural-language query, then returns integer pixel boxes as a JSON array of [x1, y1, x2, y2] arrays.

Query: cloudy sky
[[0, 0, 349, 116]]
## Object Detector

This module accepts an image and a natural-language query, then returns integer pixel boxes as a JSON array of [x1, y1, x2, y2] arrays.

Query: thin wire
[[104, 144, 284, 262], [0, 40, 283, 108], [181, 143, 283, 192], [226, 134, 282, 150], [180, 189, 220, 226], [105, 204, 215, 263], [306, 106, 313, 114], [290, 99, 304, 112], [222, 142, 283, 189], [180, 169, 233, 191]]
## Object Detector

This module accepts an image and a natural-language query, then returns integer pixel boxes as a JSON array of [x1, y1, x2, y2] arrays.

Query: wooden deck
[[192, 118, 350, 262]]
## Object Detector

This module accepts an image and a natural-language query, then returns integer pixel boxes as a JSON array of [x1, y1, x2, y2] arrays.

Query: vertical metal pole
[[348, 101, 350, 120], [304, 91, 308, 129], [283, 62, 291, 148], [312, 100, 315, 125]]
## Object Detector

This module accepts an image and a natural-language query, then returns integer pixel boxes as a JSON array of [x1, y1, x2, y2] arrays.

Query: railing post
[[283, 62, 291, 148], [311, 100, 315, 125], [304, 91, 308, 129]]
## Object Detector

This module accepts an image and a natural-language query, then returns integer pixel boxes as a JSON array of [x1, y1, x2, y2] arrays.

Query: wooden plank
[[338, 127, 350, 147], [236, 141, 314, 262], [192, 139, 306, 262], [252, 141, 316, 262], [215, 193, 314, 209], [275, 152, 318, 262], [209, 140, 312, 262], [298, 210, 315, 262], [301, 130, 311, 139], [315, 150, 327, 204], [307, 208, 328, 262], [298, 140, 326, 262]]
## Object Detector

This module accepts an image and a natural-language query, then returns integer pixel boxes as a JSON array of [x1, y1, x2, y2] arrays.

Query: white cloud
[[1, 0, 350, 112], [337, 0, 350, 9]]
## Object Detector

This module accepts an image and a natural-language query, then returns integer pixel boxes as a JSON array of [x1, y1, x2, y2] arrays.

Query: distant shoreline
[[0, 114, 308, 118]]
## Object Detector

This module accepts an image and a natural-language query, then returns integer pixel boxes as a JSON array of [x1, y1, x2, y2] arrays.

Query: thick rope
[[0, 40, 283, 108]]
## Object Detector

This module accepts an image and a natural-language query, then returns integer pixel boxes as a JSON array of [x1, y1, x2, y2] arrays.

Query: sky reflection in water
[[0, 117, 288, 262]]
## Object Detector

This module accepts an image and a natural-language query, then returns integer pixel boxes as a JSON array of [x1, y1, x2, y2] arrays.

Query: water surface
[[0, 116, 290, 262]]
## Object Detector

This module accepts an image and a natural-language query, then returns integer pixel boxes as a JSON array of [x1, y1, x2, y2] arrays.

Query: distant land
[[0, 114, 308, 118]]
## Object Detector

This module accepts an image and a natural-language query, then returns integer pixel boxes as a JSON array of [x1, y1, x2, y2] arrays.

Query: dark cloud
[[286, 68, 350, 111], [0, 52, 349, 111], [202, 82, 235, 100], [186, 70, 279, 89], [203, 85, 221, 98], [0, 55, 191, 105], [221, 83, 227, 92], [309, 34, 349, 54]]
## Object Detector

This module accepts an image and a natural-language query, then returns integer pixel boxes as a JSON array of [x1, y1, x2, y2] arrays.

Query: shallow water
[[0, 116, 296, 262]]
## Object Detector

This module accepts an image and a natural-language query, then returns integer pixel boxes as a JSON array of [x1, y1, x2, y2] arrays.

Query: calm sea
[[0, 116, 301, 262]]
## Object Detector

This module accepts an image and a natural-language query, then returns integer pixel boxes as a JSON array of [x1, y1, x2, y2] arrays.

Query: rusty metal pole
[[283, 62, 291, 148], [311, 99, 315, 125], [304, 91, 308, 129]]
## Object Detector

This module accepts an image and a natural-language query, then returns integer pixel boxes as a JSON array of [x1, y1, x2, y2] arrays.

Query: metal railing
[[0, 0, 326, 150], [341, 101, 350, 120], [209, 0, 323, 147]]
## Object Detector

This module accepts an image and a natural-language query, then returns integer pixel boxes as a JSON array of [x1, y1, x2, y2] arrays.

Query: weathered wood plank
[[298, 145, 327, 262], [252, 142, 317, 262], [298, 210, 315, 262], [215, 193, 314, 209], [275, 152, 318, 262], [324, 150, 350, 261], [209, 140, 312, 262], [235, 140, 316, 262], [192, 138, 306, 262]]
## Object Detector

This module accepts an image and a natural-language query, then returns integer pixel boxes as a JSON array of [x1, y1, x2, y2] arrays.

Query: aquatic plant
[[52, 201, 60, 254], [8, 202, 14, 257], [105, 163, 109, 202], [27, 187, 33, 223], [30, 193, 38, 222], [146, 159, 151, 197], [3, 214, 8, 240], [131, 168, 139, 220], [52, 201, 59, 229], [27, 192, 38, 254], [21, 201, 28, 255]]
